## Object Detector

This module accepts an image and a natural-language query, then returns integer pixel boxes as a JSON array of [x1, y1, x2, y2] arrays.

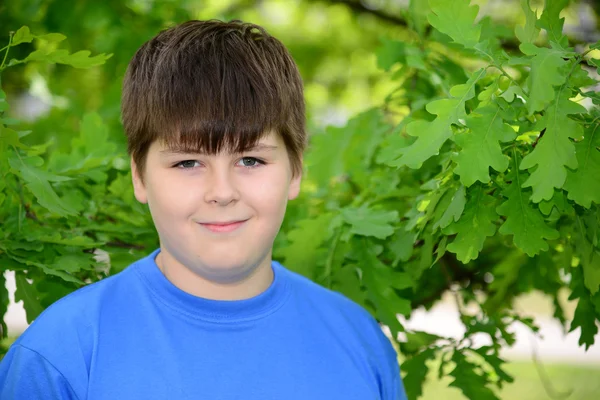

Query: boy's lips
[[198, 219, 248, 233]]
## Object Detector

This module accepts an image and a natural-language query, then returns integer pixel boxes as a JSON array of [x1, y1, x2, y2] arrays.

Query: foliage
[[1, 1, 600, 399]]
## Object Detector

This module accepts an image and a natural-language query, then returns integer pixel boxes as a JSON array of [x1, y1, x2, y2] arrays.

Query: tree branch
[[321, 0, 408, 27], [313, 0, 587, 54]]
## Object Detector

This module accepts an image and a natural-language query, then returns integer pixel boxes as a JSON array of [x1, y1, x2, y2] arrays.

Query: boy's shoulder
[[276, 262, 392, 342], [15, 258, 142, 350]]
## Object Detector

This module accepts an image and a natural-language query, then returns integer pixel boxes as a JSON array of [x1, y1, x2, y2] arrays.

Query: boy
[[0, 20, 407, 399]]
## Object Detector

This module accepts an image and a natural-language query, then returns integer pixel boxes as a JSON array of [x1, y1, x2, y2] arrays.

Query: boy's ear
[[288, 162, 302, 201], [131, 158, 148, 204]]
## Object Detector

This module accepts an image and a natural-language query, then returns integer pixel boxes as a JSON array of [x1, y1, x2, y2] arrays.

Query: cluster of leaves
[[1, 1, 600, 399], [274, 0, 600, 398], [0, 27, 157, 335]]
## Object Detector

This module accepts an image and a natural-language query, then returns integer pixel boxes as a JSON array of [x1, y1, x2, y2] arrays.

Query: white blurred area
[[397, 297, 600, 365]]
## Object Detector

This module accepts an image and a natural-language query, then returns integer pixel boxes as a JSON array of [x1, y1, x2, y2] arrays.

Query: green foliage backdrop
[[1, 1, 600, 399]]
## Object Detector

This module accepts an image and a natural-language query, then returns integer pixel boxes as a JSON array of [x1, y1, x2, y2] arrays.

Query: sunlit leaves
[[24, 49, 112, 69], [11, 26, 66, 46], [383, 68, 485, 169], [514, 0, 540, 44], [537, 0, 569, 48], [497, 151, 559, 256], [520, 95, 587, 202], [453, 104, 516, 186], [519, 43, 570, 114], [427, 0, 481, 48], [5, 26, 111, 71]]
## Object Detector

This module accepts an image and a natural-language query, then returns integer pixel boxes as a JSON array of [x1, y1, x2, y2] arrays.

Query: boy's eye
[[237, 157, 264, 168], [175, 160, 200, 169]]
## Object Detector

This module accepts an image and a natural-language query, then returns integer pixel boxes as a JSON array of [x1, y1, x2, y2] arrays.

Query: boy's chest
[[86, 322, 382, 400]]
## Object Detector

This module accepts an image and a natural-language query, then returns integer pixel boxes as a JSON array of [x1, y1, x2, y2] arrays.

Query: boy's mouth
[[198, 219, 248, 233]]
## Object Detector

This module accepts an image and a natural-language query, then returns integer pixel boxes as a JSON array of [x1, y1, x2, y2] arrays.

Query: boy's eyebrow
[[160, 144, 279, 155]]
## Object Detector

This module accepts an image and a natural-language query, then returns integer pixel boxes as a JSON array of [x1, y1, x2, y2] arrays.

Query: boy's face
[[131, 131, 301, 284]]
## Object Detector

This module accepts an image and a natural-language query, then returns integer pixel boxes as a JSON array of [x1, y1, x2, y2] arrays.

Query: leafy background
[[1, 0, 600, 399]]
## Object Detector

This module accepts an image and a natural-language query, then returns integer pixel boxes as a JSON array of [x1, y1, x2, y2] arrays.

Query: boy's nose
[[203, 170, 240, 206]]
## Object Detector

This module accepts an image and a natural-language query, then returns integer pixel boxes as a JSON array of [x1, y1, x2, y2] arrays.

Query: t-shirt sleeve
[[387, 362, 408, 400], [0, 344, 80, 400], [375, 325, 408, 400]]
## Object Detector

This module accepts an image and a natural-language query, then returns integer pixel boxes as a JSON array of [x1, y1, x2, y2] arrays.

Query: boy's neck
[[154, 251, 274, 301]]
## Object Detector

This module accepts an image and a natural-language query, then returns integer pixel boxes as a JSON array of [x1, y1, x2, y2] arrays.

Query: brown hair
[[121, 19, 306, 179]]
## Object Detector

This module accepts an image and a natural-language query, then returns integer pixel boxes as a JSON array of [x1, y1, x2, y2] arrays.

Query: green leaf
[[36, 33, 67, 43], [409, 0, 430, 37], [470, 347, 514, 385], [10, 254, 85, 285], [386, 68, 486, 168], [50, 254, 92, 274], [520, 95, 586, 202], [59, 50, 113, 69], [11, 26, 34, 46], [582, 249, 600, 296], [306, 109, 389, 187], [331, 263, 367, 306], [8, 157, 78, 216], [497, 150, 559, 256], [515, 0, 540, 44], [0, 125, 26, 149], [564, 123, 600, 208], [341, 206, 398, 240], [79, 112, 115, 155], [0, 89, 9, 112], [278, 213, 335, 274], [449, 351, 500, 400], [15, 272, 44, 324], [434, 185, 466, 230], [445, 185, 497, 263], [574, 214, 600, 295], [569, 289, 599, 350], [404, 331, 443, 354], [24, 48, 112, 69], [376, 39, 406, 71], [537, 0, 569, 48], [454, 104, 516, 186], [402, 347, 437, 400], [389, 228, 416, 264], [499, 85, 526, 103], [519, 43, 570, 114], [427, 0, 481, 48], [0, 274, 8, 338], [356, 243, 411, 330]]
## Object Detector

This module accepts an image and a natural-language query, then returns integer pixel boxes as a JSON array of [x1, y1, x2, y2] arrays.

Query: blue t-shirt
[[0, 249, 407, 399]]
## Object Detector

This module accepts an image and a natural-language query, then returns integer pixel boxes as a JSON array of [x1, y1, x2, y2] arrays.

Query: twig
[[0, 32, 13, 71]]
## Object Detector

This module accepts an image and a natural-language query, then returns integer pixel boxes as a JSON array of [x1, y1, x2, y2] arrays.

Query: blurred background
[[2, 0, 600, 398]]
